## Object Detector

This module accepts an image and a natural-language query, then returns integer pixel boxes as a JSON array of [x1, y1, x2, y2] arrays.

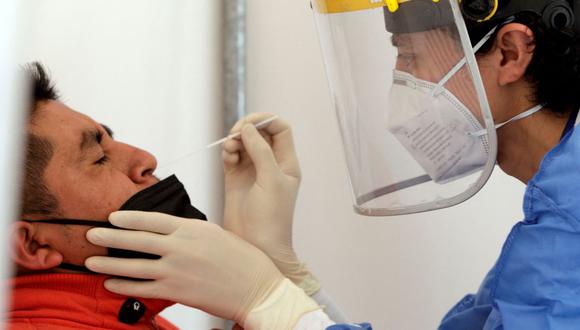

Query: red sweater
[[6, 274, 178, 330]]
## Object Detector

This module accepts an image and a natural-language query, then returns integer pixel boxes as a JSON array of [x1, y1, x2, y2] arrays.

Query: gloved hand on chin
[[85, 212, 320, 330], [222, 112, 321, 296]]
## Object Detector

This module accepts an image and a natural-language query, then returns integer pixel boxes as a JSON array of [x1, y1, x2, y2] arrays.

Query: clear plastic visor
[[313, 0, 497, 216]]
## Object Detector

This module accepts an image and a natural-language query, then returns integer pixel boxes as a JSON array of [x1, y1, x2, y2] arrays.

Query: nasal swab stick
[[159, 115, 279, 169], [205, 115, 279, 149]]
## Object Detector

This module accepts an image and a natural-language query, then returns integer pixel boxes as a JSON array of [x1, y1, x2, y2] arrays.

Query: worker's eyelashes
[[95, 154, 109, 165]]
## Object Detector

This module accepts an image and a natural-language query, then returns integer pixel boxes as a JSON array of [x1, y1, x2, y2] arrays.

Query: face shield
[[312, 0, 499, 216]]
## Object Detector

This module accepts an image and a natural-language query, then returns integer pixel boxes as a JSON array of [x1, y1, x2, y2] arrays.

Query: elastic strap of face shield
[[382, 1, 580, 34], [461, 0, 580, 34]]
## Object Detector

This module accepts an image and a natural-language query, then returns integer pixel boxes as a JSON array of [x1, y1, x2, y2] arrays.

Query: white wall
[[246, 2, 526, 329], [19, 1, 224, 329], [0, 0, 27, 323]]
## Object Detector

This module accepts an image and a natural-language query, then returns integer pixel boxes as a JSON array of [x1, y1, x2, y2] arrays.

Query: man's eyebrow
[[101, 124, 114, 138], [80, 129, 102, 152], [391, 34, 410, 48], [391, 34, 400, 47]]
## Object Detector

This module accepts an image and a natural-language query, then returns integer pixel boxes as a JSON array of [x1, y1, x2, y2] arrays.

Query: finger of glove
[[87, 227, 169, 255], [240, 124, 279, 175], [109, 211, 188, 234], [223, 138, 243, 154], [229, 113, 288, 163], [229, 112, 276, 136], [222, 149, 240, 168], [104, 278, 166, 300], [222, 139, 244, 169], [85, 256, 163, 279], [266, 122, 300, 176], [238, 115, 299, 176]]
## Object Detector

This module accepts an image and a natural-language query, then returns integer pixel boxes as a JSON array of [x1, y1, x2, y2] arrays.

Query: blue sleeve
[[326, 323, 372, 330]]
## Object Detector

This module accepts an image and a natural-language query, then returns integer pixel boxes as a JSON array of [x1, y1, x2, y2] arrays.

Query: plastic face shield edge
[[312, 0, 498, 216]]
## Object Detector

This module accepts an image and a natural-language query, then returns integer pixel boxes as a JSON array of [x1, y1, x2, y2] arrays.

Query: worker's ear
[[10, 221, 63, 270], [493, 23, 536, 86]]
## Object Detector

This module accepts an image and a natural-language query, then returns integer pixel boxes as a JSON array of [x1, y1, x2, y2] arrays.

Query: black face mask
[[23, 175, 207, 273]]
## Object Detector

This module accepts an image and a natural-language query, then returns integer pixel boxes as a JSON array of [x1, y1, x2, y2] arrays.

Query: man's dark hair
[[21, 62, 60, 216], [468, 12, 580, 114]]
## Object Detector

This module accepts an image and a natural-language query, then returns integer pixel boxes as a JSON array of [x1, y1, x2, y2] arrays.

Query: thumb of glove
[[241, 124, 279, 176]]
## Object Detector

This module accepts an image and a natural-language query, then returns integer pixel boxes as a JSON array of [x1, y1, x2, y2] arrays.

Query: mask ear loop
[[469, 103, 546, 137]]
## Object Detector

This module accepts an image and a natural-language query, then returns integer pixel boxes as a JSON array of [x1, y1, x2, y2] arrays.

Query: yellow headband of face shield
[[312, 0, 440, 14]]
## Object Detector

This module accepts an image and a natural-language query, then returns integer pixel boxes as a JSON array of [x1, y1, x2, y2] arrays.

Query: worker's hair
[[468, 12, 580, 114], [20, 62, 60, 216]]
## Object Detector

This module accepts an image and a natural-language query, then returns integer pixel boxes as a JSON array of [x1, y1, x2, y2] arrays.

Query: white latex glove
[[223, 113, 320, 295], [84, 211, 319, 328]]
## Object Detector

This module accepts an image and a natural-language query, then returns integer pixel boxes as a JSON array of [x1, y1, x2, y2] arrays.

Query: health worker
[[82, 0, 580, 329]]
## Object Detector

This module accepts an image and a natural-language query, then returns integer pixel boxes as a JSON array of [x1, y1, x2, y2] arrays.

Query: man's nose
[[127, 147, 158, 185]]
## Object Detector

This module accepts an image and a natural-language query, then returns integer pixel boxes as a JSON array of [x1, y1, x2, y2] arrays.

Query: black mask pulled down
[[23, 175, 207, 273]]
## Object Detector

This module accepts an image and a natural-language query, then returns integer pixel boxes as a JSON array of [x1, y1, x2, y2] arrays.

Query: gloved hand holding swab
[[159, 115, 279, 169]]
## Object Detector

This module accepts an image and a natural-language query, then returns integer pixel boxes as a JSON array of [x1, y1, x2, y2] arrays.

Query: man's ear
[[10, 221, 63, 270], [494, 23, 536, 86]]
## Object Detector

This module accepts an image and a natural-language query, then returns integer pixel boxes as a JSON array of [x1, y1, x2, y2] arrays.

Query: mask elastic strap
[[21, 219, 114, 274], [431, 26, 498, 96], [431, 16, 517, 96], [57, 262, 97, 274], [22, 218, 115, 228], [469, 104, 546, 137]]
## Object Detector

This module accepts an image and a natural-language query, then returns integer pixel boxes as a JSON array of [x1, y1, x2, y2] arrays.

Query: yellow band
[[312, 0, 388, 14], [480, 0, 498, 22], [312, 0, 440, 14]]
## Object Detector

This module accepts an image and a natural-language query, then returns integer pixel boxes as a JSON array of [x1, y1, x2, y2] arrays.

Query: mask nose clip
[[393, 72, 418, 90]]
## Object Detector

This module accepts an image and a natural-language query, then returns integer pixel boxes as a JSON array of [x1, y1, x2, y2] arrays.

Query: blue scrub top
[[329, 112, 580, 330], [440, 111, 580, 330]]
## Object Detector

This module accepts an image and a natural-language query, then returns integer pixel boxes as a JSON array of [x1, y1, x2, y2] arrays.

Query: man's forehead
[[31, 101, 98, 133], [28, 100, 106, 155]]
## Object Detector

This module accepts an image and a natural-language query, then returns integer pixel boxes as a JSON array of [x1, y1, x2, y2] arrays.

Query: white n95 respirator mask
[[386, 69, 545, 184], [386, 70, 490, 183]]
